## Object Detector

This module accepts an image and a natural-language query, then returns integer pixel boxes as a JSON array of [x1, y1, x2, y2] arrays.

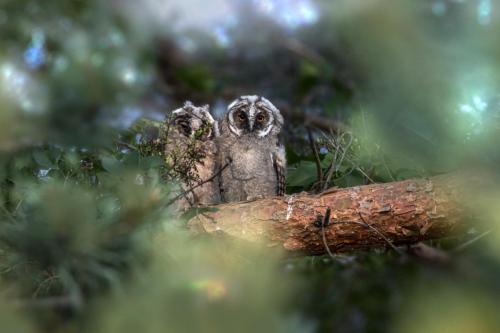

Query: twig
[[165, 162, 230, 208], [279, 106, 347, 134], [0, 204, 18, 224], [320, 129, 376, 185], [322, 131, 353, 191], [308, 129, 323, 191], [281, 37, 327, 65], [327, 212, 402, 254], [114, 139, 138, 151], [452, 230, 492, 253], [357, 212, 403, 254], [322, 133, 338, 191], [320, 208, 336, 259], [344, 155, 376, 184], [33, 275, 59, 298], [381, 154, 396, 182]]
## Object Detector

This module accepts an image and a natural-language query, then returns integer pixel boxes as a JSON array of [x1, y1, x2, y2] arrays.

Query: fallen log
[[187, 174, 474, 255]]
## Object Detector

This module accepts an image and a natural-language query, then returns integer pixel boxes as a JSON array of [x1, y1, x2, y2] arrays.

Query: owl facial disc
[[172, 101, 215, 140], [226, 95, 282, 138]]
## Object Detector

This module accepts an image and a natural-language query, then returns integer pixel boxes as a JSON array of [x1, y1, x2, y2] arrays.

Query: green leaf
[[285, 145, 302, 165], [101, 155, 122, 172], [48, 147, 62, 164], [287, 161, 318, 187], [335, 174, 365, 188], [32, 151, 54, 168], [321, 153, 334, 168], [13, 153, 33, 170]]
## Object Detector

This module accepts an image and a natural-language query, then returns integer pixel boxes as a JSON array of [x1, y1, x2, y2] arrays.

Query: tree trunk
[[187, 174, 473, 255]]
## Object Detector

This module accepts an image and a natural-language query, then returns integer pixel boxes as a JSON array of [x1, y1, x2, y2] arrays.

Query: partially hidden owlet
[[217, 95, 286, 202], [165, 101, 221, 210]]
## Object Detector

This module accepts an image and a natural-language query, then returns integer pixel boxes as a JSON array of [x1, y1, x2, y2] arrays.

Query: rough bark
[[187, 174, 474, 255]]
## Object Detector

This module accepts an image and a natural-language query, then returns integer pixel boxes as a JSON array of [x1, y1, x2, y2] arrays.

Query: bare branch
[[165, 162, 229, 208], [279, 107, 347, 133]]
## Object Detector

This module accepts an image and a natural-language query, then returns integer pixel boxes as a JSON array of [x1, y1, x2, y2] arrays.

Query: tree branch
[[279, 107, 347, 133], [187, 173, 478, 255]]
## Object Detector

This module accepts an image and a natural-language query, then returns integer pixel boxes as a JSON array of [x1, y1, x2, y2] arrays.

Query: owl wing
[[273, 144, 287, 196]]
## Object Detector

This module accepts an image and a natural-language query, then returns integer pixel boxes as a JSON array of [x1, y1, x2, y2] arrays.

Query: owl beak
[[248, 118, 255, 131]]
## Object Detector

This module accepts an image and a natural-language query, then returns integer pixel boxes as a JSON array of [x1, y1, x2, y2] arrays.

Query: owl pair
[[167, 95, 286, 210]]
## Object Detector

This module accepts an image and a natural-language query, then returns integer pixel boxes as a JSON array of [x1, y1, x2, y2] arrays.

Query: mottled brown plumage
[[165, 102, 221, 210]]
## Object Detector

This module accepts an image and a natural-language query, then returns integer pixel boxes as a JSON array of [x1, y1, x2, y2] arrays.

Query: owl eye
[[237, 112, 246, 120], [256, 114, 265, 122]]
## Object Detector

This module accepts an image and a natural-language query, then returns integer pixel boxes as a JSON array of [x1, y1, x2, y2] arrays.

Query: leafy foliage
[[1, 0, 500, 332]]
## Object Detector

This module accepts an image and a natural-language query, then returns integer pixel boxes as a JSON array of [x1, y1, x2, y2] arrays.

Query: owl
[[164, 101, 221, 210], [217, 95, 286, 202]]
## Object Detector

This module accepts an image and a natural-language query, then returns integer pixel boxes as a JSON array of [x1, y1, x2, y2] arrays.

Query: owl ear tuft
[[200, 105, 215, 125], [227, 98, 240, 111], [183, 100, 194, 109]]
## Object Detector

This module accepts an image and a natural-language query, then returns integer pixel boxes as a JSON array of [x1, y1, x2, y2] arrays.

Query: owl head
[[172, 101, 217, 140], [225, 95, 284, 138]]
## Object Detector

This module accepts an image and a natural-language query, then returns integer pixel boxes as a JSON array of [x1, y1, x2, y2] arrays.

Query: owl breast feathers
[[217, 95, 286, 202], [165, 96, 286, 208]]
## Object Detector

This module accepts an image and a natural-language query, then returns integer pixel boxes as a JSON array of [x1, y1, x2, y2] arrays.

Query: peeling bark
[[187, 174, 472, 255]]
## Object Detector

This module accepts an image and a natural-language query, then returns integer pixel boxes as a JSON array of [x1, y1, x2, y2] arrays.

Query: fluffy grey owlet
[[217, 95, 286, 202], [165, 101, 221, 210]]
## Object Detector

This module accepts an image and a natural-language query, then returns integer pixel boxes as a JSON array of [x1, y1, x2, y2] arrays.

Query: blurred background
[[1, 0, 500, 332]]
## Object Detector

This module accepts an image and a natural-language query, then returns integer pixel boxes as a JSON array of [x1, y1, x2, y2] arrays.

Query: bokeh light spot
[[431, 1, 447, 16], [53, 56, 69, 73], [0, 10, 8, 25], [214, 26, 231, 47], [254, 0, 319, 29], [24, 31, 46, 70], [478, 0, 491, 25], [191, 278, 228, 301]]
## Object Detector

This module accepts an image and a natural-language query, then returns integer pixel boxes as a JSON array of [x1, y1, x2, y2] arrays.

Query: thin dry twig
[[114, 139, 138, 151], [32, 275, 59, 298], [322, 130, 376, 185], [165, 162, 230, 208], [322, 131, 353, 191], [279, 107, 347, 134], [344, 155, 376, 184], [281, 37, 327, 65], [381, 154, 396, 182], [320, 208, 336, 259], [328, 212, 403, 255], [308, 129, 323, 191], [452, 229, 492, 253], [357, 212, 403, 254]]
